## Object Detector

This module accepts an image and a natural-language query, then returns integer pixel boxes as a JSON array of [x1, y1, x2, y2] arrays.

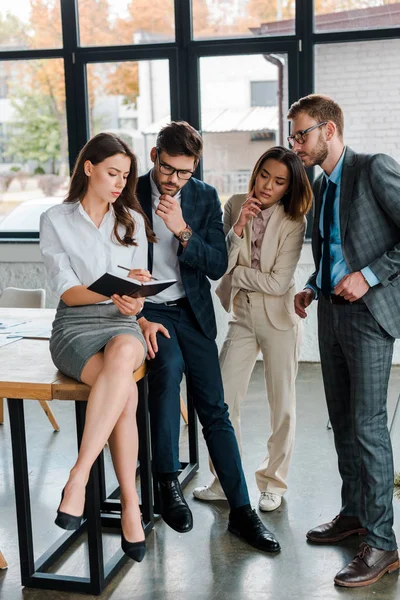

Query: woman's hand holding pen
[[117, 265, 153, 283], [233, 188, 262, 238], [127, 268, 152, 282]]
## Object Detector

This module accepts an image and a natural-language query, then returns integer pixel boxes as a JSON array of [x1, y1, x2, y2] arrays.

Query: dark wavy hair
[[248, 146, 312, 220], [156, 121, 203, 164], [64, 132, 156, 246]]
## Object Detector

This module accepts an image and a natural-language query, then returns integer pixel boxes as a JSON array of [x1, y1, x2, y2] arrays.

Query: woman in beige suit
[[193, 147, 312, 511]]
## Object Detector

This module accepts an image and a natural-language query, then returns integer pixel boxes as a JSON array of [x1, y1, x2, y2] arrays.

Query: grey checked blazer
[[307, 146, 400, 338], [137, 172, 228, 340]]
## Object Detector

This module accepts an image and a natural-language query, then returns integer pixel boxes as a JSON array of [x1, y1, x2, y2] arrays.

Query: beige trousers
[[209, 290, 301, 496]]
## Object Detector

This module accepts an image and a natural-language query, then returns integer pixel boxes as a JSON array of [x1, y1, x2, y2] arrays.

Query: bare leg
[[108, 382, 144, 542], [59, 335, 144, 520]]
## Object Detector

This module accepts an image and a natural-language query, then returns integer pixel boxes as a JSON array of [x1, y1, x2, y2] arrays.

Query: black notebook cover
[[87, 273, 176, 298]]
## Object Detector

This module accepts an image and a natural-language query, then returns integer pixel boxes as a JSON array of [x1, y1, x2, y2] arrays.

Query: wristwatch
[[175, 225, 192, 243]]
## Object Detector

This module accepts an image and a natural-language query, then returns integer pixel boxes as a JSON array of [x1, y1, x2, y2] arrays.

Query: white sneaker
[[259, 492, 282, 512], [193, 485, 227, 501]]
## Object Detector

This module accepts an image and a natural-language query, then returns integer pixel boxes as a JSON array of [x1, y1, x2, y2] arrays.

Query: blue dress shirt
[[307, 148, 379, 296]]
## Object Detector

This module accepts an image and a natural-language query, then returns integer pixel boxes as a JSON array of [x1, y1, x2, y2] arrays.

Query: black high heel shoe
[[121, 513, 146, 562], [121, 532, 146, 563], [55, 487, 84, 531]]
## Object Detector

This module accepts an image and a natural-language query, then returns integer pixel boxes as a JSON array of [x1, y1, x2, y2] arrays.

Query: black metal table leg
[[137, 375, 153, 526], [187, 384, 199, 466], [7, 398, 35, 585], [178, 381, 199, 489], [75, 401, 106, 594]]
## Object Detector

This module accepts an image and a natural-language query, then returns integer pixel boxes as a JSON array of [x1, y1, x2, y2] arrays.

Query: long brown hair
[[65, 132, 156, 246], [248, 146, 312, 220]]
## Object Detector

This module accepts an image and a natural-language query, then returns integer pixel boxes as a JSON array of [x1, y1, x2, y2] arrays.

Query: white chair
[[0, 286, 46, 308], [0, 287, 60, 431]]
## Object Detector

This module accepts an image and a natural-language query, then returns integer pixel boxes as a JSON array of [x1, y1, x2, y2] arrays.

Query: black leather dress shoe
[[228, 507, 281, 553], [159, 479, 193, 533]]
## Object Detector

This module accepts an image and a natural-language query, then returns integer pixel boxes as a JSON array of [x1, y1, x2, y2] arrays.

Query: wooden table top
[[0, 308, 145, 401]]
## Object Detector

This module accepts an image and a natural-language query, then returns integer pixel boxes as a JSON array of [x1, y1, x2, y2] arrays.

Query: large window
[[77, 0, 175, 46], [87, 59, 171, 174], [0, 59, 68, 234], [192, 0, 295, 39], [0, 1, 63, 51], [314, 0, 400, 33], [200, 53, 288, 203], [0, 1, 399, 239]]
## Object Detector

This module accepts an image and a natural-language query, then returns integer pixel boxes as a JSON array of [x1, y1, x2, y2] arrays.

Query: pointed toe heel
[[121, 533, 146, 563], [55, 487, 84, 531]]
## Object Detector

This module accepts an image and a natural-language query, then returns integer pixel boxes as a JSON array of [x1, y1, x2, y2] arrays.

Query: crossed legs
[[58, 335, 145, 542]]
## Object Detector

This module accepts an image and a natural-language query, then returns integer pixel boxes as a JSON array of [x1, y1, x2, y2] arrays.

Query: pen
[[117, 265, 159, 280]]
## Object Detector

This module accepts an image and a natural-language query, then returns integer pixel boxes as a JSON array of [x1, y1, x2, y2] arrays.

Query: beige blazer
[[216, 194, 306, 331]]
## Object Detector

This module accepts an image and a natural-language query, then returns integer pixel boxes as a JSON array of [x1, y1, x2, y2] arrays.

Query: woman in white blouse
[[193, 147, 312, 512], [40, 133, 156, 562]]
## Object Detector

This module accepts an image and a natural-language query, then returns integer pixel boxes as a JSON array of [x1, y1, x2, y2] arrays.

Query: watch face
[[181, 229, 192, 241]]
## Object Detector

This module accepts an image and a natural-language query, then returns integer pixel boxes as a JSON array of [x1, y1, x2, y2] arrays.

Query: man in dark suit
[[136, 121, 279, 553], [290, 94, 400, 587]]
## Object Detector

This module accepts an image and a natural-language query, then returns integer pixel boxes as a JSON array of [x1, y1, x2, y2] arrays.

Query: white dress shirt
[[146, 172, 186, 303], [40, 201, 148, 299]]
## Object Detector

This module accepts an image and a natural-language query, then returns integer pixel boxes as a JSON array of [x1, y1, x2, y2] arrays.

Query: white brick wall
[[315, 39, 400, 162]]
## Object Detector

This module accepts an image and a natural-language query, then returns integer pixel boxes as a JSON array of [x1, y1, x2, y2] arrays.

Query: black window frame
[[0, 0, 399, 241]]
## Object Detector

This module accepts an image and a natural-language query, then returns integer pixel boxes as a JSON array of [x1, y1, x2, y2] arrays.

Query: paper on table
[[0, 336, 23, 348], [0, 319, 29, 330], [0, 325, 51, 339]]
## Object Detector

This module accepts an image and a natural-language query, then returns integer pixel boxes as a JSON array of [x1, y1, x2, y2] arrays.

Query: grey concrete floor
[[1, 363, 399, 600]]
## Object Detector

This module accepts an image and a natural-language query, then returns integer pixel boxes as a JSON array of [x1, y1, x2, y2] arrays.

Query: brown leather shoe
[[306, 514, 367, 543], [334, 542, 399, 587]]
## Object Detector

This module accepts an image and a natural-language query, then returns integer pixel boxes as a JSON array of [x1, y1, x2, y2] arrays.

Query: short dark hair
[[248, 146, 313, 220], [287, 94, 344, 139], [156, 121, 203, 164]]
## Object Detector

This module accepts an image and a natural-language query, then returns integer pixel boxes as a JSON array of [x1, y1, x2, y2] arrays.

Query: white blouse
[[40, 201, 148, 298]]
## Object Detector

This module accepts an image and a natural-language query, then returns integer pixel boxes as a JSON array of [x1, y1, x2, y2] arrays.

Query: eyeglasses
[[287, 122, 327, 147], [156, 148, 194, 180]]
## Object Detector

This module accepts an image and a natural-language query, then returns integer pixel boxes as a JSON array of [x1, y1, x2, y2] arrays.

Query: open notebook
[[88, 273, 176, 299]]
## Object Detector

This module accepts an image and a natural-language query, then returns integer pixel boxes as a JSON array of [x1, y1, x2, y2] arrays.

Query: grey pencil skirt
[[50, 300, 147, 382]]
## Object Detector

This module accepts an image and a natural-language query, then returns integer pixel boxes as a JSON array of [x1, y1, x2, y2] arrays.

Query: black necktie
[[321, 179, 337, 299]]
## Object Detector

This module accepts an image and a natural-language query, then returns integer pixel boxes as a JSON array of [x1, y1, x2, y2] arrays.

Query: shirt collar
[[150, 169, 159, 198], [258, 203, 277, 222], [78, 201, 113, 227], [323, 146, 346, 186]]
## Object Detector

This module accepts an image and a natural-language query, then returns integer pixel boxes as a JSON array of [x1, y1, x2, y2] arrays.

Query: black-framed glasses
[[156, 148, 194, 180], [287, 122, 328, 147]]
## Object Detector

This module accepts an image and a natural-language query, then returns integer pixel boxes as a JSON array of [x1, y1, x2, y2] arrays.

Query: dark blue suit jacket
[[136, 172, 228, 340]]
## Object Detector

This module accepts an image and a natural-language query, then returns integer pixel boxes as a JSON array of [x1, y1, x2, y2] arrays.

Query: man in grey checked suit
[[290, 94, 400, 588]]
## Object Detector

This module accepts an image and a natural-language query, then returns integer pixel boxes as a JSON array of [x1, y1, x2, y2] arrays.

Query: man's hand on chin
[[155, 194, 186, 235]]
